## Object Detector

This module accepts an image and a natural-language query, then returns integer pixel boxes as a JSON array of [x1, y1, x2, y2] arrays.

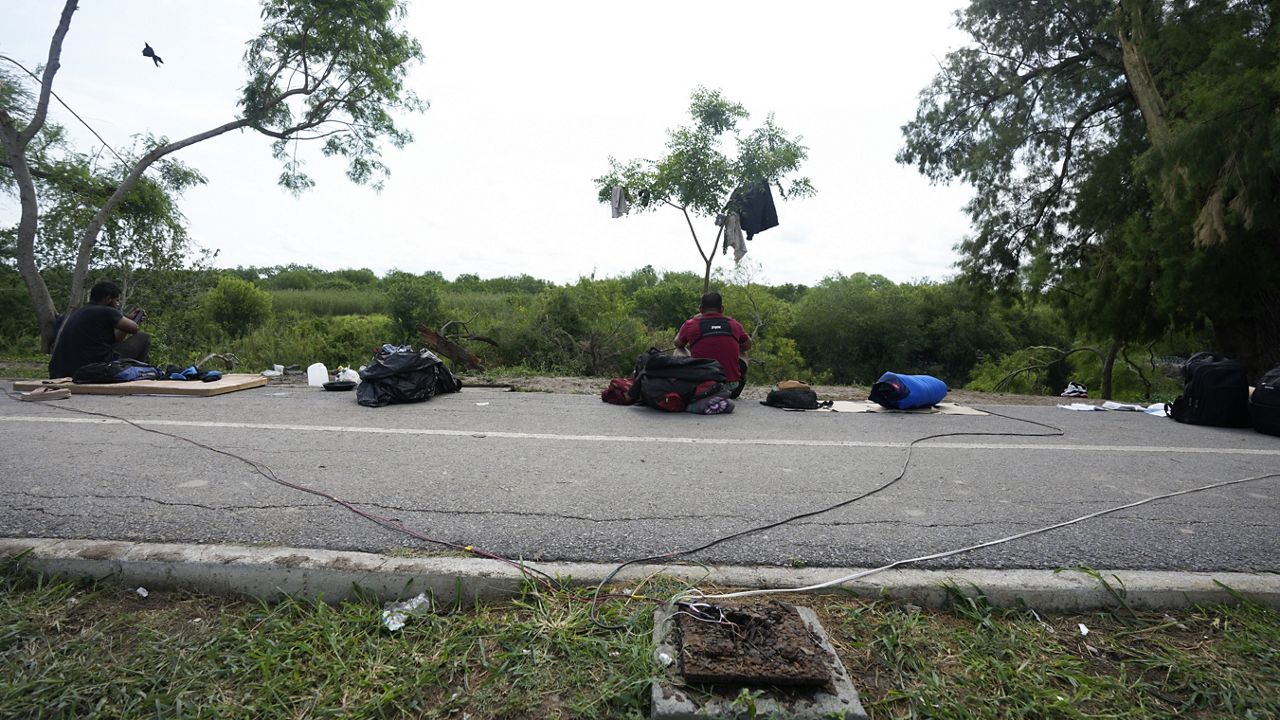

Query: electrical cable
[[8, 390, 1273, 630], [677, 470, 1280, 604], [0, 54, 127, 165], [3, 391, 568, 593], [587, 407, 1067, 629]]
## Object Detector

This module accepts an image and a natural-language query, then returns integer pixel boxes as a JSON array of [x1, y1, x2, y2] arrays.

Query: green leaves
[[242, 0, 426, 192]]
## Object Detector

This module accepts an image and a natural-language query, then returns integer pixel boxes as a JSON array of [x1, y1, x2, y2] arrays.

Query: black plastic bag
[[356, 347, 461, 408]]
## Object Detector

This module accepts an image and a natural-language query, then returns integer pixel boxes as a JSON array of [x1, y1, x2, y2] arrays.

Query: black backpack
[[761, 381, 830, 410], [71, 359, 162, 384], [630, 348, 726, 412], [1249, 365, 1280, 437], [1166, 352, 1252, 428]]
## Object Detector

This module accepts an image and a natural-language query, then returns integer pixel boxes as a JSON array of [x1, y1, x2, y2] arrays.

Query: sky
[[2, 1, 975, 287]]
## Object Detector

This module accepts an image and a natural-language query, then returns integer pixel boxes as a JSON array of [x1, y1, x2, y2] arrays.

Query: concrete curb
[[3, 537, 1278, 612]]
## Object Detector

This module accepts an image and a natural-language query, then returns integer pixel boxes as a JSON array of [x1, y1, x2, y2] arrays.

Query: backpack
[[1166, 352, 1252, 427], [630, 348, 726, 412], [601, 377, 637, 406], [762, 381, 826, 410], [72, 358, 163, 384], [1249, 365, 1280, 436]]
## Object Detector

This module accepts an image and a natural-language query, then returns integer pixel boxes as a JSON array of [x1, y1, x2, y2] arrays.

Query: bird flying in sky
[[142, 42, 163, 67]]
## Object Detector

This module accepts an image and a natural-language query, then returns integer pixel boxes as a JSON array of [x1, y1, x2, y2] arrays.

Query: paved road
[[2, 385, 1277, 572]]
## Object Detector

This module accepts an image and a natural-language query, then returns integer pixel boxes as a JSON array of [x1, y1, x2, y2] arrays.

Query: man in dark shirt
[[674, 292, 752, 398], [48, 280, 151, 378]]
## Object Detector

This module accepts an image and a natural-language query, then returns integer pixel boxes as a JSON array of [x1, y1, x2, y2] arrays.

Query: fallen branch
[[994, 346, 1103, 392], [417, 324, 484, 371]]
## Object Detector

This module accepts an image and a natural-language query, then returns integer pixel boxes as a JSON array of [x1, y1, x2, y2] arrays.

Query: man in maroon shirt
[[674, 292, 752, 398]]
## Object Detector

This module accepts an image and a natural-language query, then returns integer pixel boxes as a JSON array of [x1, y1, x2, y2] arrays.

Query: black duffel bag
[[629, 348, 726, 411], [1166, 352, 1252, 428], [1250, 365, 1280, 437], [357, 347, 461, 408]]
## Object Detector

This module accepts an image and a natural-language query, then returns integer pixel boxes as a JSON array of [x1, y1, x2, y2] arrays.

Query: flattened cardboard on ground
[[816, 399, 987, 415], [12, 373, 268, 397]]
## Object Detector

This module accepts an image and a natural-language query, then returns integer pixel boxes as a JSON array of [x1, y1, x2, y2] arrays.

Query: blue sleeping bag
[[869, 372, 948, 410]]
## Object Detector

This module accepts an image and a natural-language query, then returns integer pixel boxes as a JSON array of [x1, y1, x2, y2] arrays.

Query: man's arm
[[114, 314, 140, 343]]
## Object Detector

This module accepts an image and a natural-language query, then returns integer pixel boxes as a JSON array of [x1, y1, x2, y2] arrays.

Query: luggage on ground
[[357, 346, 461, 408], [762, 380, 824, 410], [869, 372, 948, 410], [1249, 365, 1280, 436], [601, 377, 637, 405], [1166, 352, 1252, 427], [73, 358, 163, 384], [630, 348, 727, 412]]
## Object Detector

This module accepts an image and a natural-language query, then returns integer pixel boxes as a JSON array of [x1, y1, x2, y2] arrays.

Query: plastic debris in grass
[[136, 587, 149, 598], [382, 593, 431, 631]]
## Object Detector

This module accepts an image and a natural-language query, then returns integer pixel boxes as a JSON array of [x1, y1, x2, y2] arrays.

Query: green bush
[[229, 314, 395, 370], [384, 274, 442, 341], [203, 276, 273, 338]]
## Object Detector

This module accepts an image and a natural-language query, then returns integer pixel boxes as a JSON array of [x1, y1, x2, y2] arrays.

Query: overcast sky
[[2, 1, 974, 287]]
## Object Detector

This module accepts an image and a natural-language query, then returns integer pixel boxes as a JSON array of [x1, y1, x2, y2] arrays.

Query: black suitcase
[[1167, 352, 1252, 428], [1250, 365, 1280, 437]]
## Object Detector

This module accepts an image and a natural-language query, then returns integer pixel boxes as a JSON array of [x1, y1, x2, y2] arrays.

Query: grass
[[268, 289, 390, 317], [3, 561, 1278, 720]]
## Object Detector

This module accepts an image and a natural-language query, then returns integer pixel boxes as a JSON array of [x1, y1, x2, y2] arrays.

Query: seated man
[[48, 280, 151, 379], [674, 292, 752, 398]]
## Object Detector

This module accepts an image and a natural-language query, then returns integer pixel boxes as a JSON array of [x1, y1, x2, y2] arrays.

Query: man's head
[[89, 280, 122, 306], [699, 292, 723, 313]]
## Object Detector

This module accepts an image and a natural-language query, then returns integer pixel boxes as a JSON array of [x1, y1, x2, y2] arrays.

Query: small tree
[[595, 87, 814, 294], [0, 0, 426, 351], [204, 276, 272, 338]]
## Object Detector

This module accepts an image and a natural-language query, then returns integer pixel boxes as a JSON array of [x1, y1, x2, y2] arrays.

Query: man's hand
[[128, 308, 147, 324]]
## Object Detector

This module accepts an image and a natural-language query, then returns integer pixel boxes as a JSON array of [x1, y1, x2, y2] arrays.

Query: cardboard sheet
[[815, 400, 987, 416], [13, 373, 268, 397]]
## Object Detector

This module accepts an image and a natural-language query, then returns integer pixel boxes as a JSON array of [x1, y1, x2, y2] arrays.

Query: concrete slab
[[651, 606, 867, 720]]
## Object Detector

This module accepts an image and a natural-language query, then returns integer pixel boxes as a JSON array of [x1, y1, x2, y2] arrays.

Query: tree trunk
[[1101, 340, 1120, 400], [1211, 290, 1280, 381], [0, 126, 59, 351], [0, 0, 78, 352], [1115, 0, 1171, 147]]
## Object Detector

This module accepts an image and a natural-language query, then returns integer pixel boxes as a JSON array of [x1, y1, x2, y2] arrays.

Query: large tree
[[899, 0, 1280, 377], [0, 0, 425, 351], [595, 87, 814, 294]]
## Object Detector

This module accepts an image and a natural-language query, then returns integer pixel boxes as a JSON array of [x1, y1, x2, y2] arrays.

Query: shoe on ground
[[20, 387, 71, 401]]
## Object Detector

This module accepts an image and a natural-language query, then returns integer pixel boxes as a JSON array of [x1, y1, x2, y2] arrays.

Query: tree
[[204, 275, 272, 338], [0, 0, 426, 351], [384, 272, 442, 341], [899, 0, 1280, 377], [595, 87, 814, 294]]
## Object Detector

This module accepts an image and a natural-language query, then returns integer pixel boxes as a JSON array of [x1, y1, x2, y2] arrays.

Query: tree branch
[[19, 0, 77, 147], [68, 117, 254, 307]]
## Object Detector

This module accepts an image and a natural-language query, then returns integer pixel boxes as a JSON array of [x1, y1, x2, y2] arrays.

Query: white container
[[306, 362, 329, 386]]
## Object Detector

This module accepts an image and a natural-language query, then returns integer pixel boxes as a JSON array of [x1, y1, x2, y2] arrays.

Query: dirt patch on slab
[[677, 600, 830, 687], [270, 554, 309, 568], [76, 542, 130, 561]]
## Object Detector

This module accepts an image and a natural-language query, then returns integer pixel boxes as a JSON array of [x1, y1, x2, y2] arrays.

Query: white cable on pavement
[[678, 471, 1280, 603]]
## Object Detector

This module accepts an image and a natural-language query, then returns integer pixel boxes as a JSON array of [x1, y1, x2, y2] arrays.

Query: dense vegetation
[[0, 261, 1201, 401]]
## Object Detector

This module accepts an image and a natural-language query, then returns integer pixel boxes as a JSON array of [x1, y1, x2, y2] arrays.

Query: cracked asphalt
[[2, 385, 1278, 572]]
